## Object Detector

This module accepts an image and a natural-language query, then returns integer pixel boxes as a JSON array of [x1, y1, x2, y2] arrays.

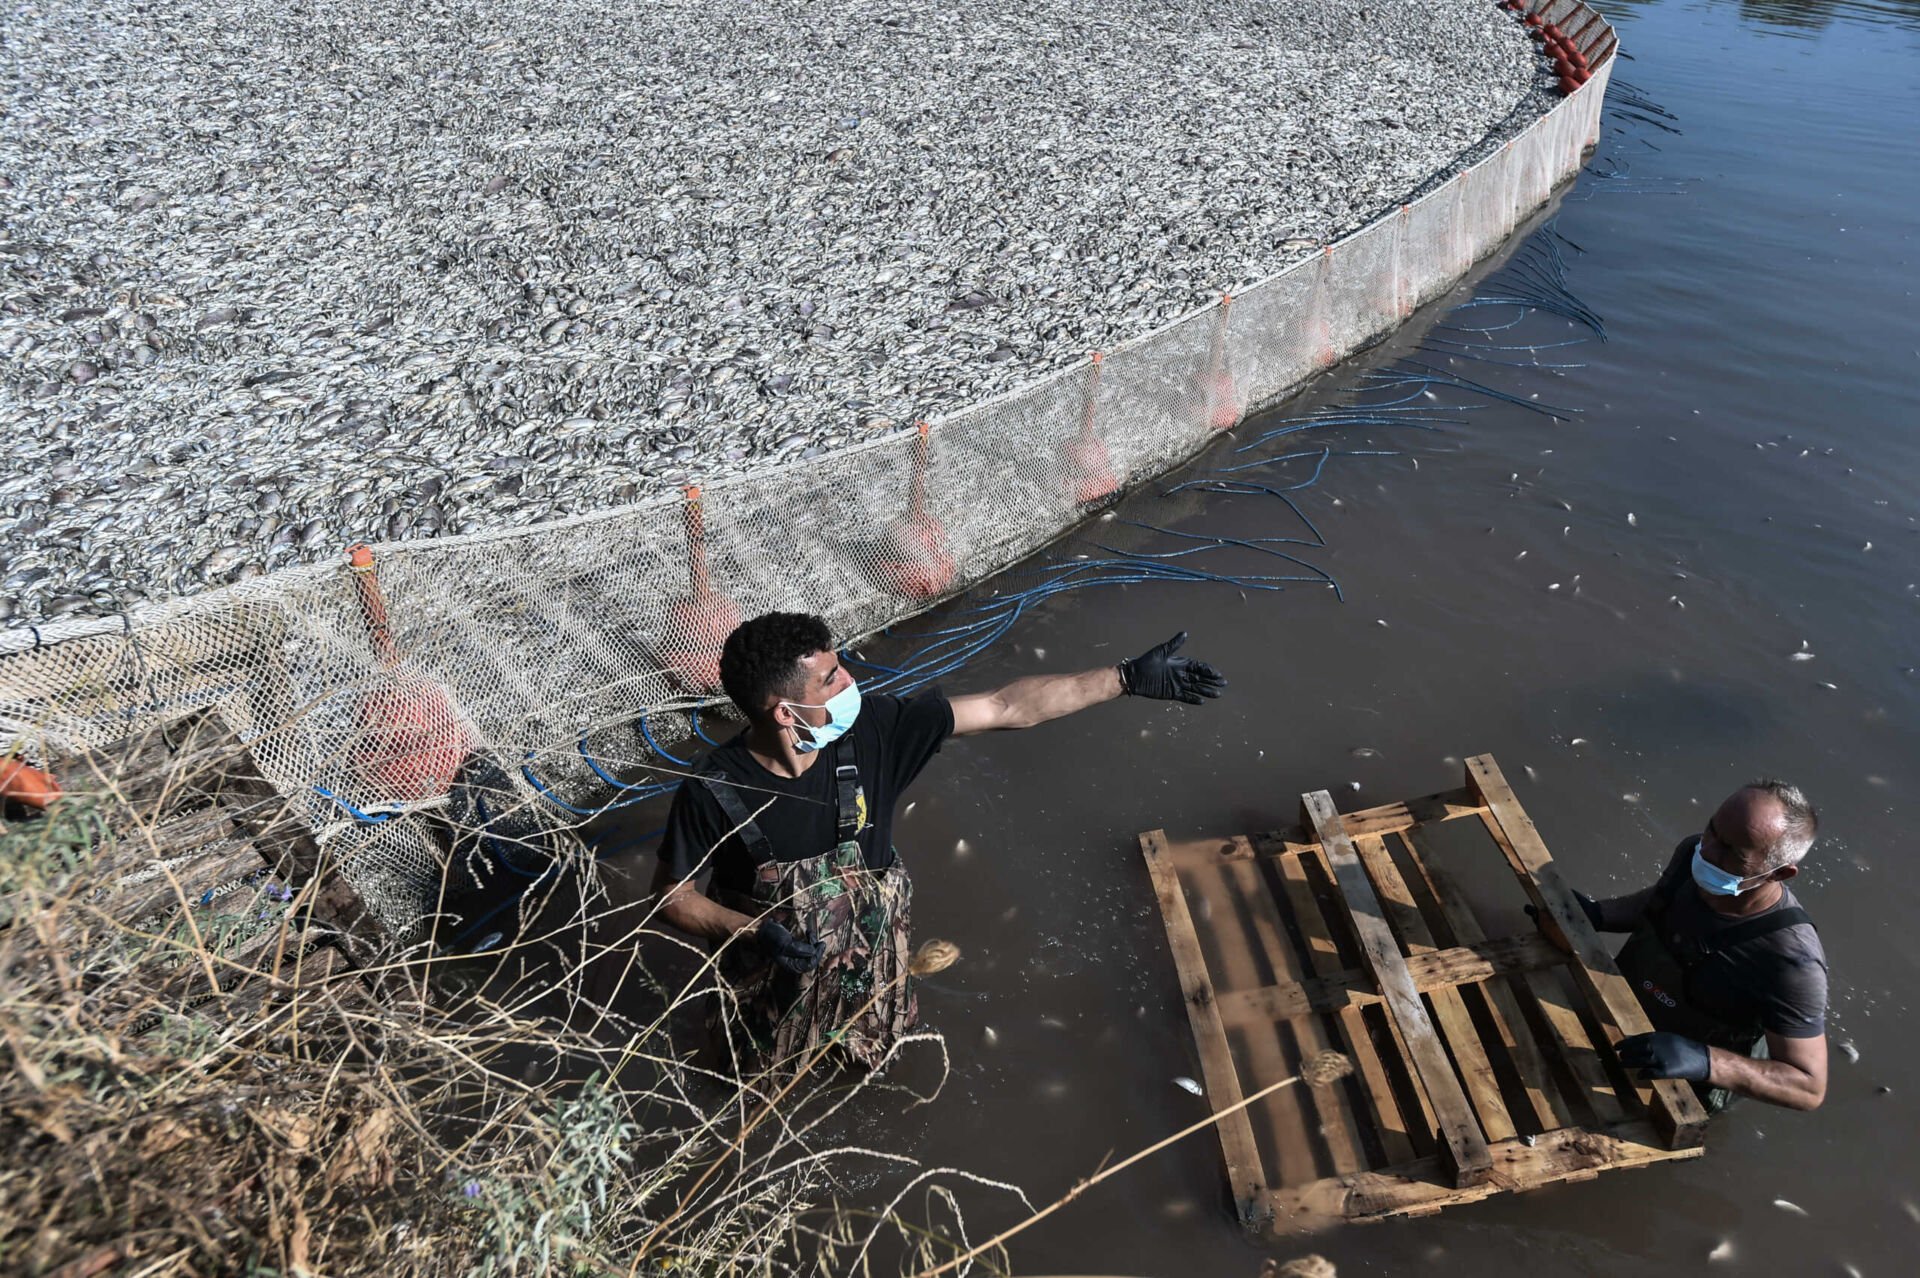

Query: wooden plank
[[1351, 834, 1516, 1142], [1139, 830, 1269, 1220], [1215, 931, 1567, 1023], [1464, 756, 1708, 1149], [1226, 786, 1489, 862], [1204, 852, 1327, 1184], [1223, 839, 1366, 1176], [1301, 792, 1492, 1189], [1515, 958, 1628, 1125], [1275, 849, 1419, 1166], [1261, 1118, 1702, 1232], [1400, 828, 1575, 1132]]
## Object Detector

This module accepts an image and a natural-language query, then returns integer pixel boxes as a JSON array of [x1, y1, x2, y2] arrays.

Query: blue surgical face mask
[[782, 680, 862, 754], [1691, 837, 1763, 897]]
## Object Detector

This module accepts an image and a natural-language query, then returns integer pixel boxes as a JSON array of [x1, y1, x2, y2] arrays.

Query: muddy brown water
[[578, 1, 1920, 1272]]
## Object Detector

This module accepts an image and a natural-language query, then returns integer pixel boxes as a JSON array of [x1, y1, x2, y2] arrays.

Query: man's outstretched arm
[[948, 631, 1226, 736], [1618, 1028, 1827, 1111]]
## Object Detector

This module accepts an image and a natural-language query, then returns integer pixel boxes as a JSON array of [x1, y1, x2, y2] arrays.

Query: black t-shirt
[[657, 690, 954, 898], [1634, 840, 1829, 1039]]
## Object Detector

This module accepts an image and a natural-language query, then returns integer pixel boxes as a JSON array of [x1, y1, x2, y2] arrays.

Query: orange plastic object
[[0, 757, 60, 810], [876, 424, 957, 599], [1063, 352, 1120, 505], [662, 485, 744, 691]]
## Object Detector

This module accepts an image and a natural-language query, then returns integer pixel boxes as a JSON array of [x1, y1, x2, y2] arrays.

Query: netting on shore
[[0, 7, 1617, 943]]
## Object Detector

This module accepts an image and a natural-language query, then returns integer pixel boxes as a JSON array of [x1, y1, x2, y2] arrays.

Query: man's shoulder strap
[[828, 735, 864, 843], [698, 766, 777, 867], [1699, 905, 1815, 957]]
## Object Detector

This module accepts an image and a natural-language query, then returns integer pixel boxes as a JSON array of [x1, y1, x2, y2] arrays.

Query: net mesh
[[0, 7, 1617, 944]]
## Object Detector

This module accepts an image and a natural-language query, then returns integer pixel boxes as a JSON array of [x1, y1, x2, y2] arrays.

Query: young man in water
[[649, 611, 1226, 1073], [1550, 781, 1828, 1112]]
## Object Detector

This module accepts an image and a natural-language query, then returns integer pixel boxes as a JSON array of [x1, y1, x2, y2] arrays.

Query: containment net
[[0, 4, 1618, 947]]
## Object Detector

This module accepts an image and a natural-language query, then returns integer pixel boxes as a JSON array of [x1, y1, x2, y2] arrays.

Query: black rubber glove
[[756, 919, 825, 975], [1523, 890, 1604, 933], [1617, 1031, 1712, 1082], [1118, 631, 1227, 705]]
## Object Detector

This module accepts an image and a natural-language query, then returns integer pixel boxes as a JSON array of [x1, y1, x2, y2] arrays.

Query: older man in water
[[1549, 781, 1828, 1112]]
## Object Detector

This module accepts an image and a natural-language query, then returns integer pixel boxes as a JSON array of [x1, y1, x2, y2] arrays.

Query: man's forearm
[[982, 666, 1124, 731], [658, 880, 757, 943], [1591, 884, 1659, 931], [1708, 1045, 1826, 1110]]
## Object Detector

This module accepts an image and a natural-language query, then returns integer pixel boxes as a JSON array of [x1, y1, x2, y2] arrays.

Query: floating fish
[[1173, 1076, 1203, 1096]]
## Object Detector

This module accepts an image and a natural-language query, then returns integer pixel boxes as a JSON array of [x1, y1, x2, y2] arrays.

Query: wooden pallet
[[1139, 754, 1706, 1232]]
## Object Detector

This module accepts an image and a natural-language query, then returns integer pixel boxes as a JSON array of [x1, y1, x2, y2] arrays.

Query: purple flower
[[463, 1180, 482, 1198]]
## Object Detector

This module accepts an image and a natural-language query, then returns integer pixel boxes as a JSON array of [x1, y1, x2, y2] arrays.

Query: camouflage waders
[[701, 736, 918, 1073]]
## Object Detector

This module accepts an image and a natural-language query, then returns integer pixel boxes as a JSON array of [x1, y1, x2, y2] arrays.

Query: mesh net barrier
[[0, 7, 1618, 945]]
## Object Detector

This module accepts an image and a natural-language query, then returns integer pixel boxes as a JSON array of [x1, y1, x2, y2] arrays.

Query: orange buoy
[[1559, 73, 1582, 96], [661, 486, 744, 692], [1196, 294, 1245, 431], [347, 544, 472, 800], [1063, 352, 1120, 505], [0, 757, 60, 810], [875, 423, 957, 600]]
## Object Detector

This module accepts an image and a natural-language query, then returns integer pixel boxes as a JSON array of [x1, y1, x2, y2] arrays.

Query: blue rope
[[689, 708, 724, 747], [312, 785, 402, 824], [636, 712, 691, 767]]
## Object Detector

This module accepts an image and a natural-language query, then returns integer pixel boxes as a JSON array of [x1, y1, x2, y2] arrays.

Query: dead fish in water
[[1173, 1076, 1203, 1096], [1772, 1199, 1809, 1217]]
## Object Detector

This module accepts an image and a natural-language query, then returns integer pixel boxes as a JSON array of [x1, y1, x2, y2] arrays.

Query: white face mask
[[780, 679, 862, 754], [1690, 837, 1765, 897]]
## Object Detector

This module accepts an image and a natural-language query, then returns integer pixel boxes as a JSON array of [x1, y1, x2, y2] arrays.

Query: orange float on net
[[661, 485, 744, 693], [1197, 294, 1245, 431], [347, 543, 473, 801], [1063, 352, 1120, 505], [875, 423, 957, 600], [0, 756, 61, 811]]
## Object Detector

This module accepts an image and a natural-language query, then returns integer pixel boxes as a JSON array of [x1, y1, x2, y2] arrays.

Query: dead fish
[[1173, 1076, 1203, 1096]]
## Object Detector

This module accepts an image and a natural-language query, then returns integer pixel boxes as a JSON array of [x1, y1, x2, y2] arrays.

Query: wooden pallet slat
[[1273, 849, 1419, 1167], [1350, 833, 1517, 1143], [1224, 840, 1367, 1176], [1465, 755, 1708, 1149], [1399, 828, 1576, 1132], [1302, 791, 1494, 1189], [1139, 829, 1269, 1223]]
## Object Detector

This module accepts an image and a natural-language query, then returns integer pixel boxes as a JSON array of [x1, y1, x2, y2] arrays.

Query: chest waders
[[1614, 880, 1813, 1113], [700, 737, 917, 1074]]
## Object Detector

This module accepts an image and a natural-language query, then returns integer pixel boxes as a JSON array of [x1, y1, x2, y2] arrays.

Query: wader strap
[[700, 769, 778, 867], [1692, 906, 1814, 960], [829, 736, 864, 844]]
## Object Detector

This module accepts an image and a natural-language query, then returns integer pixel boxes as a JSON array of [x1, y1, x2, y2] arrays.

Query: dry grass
[[0, 741, 1022, 1277]]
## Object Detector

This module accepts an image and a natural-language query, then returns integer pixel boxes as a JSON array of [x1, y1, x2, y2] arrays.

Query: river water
[[756, 1, 1920, 1273]]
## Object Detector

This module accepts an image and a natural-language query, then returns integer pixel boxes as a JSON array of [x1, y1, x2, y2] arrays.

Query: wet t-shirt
[[1631, 840, 1829, 1039], [657, 690, 954, 899]]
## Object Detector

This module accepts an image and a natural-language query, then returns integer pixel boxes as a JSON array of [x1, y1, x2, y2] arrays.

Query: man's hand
[[1523, 890, 1602, 954], [756, 919, 825, 974], [1617, 1031, 1712, 1082], [1118, 631, 1227, 704]]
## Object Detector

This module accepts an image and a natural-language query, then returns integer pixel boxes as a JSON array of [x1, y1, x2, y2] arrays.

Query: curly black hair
[[718, 612, 833, 719]]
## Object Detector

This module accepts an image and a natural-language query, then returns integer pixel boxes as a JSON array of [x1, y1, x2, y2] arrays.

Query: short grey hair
[[1744, 779, 1819, 871]]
